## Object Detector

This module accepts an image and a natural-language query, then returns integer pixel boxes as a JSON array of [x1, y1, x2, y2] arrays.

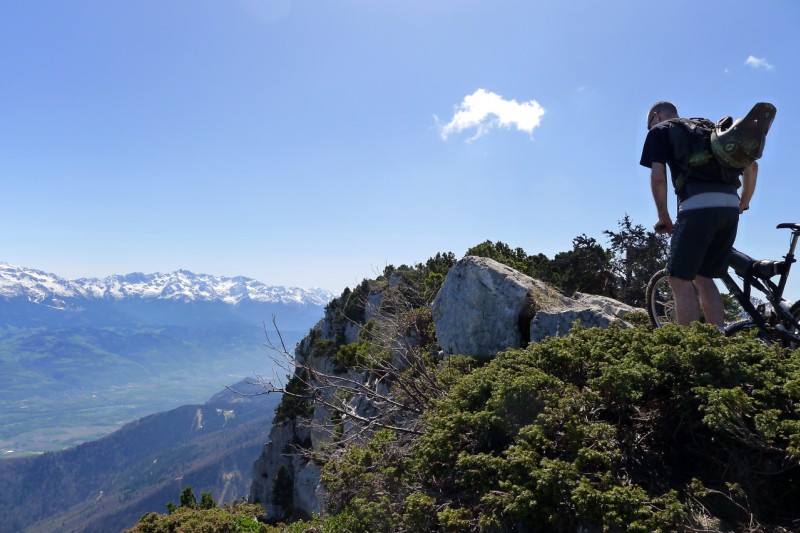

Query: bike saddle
[[711, 102, 776, 168], [728, 248, 785, 279], [777, 222, 800, 232]]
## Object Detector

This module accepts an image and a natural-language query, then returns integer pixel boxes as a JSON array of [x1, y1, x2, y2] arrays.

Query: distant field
[[1, 378, 247, 455], [0, 325, 304, 456]]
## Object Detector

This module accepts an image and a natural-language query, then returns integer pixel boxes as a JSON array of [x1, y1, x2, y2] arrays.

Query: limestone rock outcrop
[[432, 256, 639, 357]]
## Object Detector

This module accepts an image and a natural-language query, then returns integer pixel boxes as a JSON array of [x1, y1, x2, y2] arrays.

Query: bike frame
[[720, 223, 800, 344]]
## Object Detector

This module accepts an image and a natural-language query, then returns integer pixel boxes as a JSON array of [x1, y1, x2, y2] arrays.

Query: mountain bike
[[646, 222, 800, 347]]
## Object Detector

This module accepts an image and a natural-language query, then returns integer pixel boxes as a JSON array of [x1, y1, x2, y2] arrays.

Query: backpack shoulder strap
[[665, 118, 716, 191], [671, 117, 745, 190]]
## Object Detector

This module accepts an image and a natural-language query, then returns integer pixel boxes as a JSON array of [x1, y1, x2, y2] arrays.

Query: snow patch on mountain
[[0, 262, 334, 306]]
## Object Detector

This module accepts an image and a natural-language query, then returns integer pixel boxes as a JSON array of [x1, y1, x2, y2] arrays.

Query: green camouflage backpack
[[668, 102, 776, 191]]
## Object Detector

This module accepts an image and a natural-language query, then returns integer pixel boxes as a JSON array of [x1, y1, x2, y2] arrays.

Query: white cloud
[[745, 55, 774, 70], [439, 89, 545, 141]]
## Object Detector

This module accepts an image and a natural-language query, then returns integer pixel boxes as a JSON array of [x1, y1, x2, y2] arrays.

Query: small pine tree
[[603, 214, 669, 306], [179, 487, 197, 509], [199, 492, 215, 510], [272, 465, 294, 510], [551, 234, 615, 296]]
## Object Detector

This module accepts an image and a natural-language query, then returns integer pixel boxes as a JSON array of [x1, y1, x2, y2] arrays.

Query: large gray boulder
[[432, 256, 638, 357]]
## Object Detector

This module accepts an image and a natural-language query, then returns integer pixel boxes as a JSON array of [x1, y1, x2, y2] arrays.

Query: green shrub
[[321, 430, 404, 515], [320, 324, 800, 531], [127, 503, 270, 533], [273, 370, 314, 424]]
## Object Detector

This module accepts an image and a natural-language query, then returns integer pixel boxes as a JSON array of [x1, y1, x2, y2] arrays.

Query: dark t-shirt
[[640, 119, 738, 201]]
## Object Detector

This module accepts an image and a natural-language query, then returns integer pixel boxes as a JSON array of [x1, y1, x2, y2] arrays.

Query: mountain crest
[[0, 262, 333, 306]]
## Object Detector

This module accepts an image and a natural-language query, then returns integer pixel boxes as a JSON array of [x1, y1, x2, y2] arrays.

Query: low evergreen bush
[[319, 324, 800, 532]]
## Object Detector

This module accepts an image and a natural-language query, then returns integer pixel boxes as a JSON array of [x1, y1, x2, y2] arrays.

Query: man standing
[[640, 101, 758, 326]]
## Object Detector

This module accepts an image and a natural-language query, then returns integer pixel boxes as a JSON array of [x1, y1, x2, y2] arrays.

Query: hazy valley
[[0, 380, 282, 533], [0, 263, 330, 456]]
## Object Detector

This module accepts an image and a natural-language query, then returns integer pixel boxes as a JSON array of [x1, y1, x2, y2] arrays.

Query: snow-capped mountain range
[[0, 262, 334, 307]]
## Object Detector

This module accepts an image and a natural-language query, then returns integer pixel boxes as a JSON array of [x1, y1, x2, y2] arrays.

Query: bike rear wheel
[[724, 320, 771, 344], [646, 269, 677, 328], [725, 302, 800, 348]]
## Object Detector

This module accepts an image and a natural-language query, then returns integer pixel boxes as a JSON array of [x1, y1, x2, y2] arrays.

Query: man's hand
[[654, 216, 673, 234], [650, 164, 673, 234], [740, 161, 758, 214]]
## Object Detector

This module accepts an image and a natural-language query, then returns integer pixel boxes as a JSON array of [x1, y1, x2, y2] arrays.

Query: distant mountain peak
[[0, 262, 334, 307]]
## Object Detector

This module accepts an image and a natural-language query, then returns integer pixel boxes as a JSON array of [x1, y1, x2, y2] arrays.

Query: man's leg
[[694, 275, 725, 327], [666, 212, 704, 325], [694, 209, 738, 329], [669, 276, 700, 325]]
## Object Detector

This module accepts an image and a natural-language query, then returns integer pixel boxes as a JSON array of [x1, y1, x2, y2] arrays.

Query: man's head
[[647, 101, 679, 130]]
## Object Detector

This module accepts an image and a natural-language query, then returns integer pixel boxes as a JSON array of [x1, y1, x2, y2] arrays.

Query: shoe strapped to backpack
[[711, 102, 777, 169]]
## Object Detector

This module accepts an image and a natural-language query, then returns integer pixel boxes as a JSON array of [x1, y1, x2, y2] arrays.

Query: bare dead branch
[[249, 276, 446, 462]]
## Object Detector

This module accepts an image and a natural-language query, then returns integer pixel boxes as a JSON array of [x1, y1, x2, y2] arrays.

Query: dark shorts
[[667, 207, 739, 280]]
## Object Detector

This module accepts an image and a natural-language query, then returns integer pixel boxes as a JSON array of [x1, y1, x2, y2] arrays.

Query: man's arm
[[739, 161, 758, 213], [650, 162, 673, 234]]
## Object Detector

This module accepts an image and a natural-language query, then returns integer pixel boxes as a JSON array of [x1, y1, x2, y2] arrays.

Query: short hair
[[647, 101, 678, 128]]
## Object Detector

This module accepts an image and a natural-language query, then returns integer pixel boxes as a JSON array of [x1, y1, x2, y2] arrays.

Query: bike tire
[[725, 303, 800, 347], [724, 320, 763, 338], [645, 268, 677, 328], [725, 319, 779, 345]]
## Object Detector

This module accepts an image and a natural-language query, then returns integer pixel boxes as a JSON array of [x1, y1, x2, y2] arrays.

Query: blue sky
[[1, 1, 798, 296]]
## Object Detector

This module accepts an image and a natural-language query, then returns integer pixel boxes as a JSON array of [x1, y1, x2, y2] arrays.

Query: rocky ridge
[[249, 256, 640, 521]]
